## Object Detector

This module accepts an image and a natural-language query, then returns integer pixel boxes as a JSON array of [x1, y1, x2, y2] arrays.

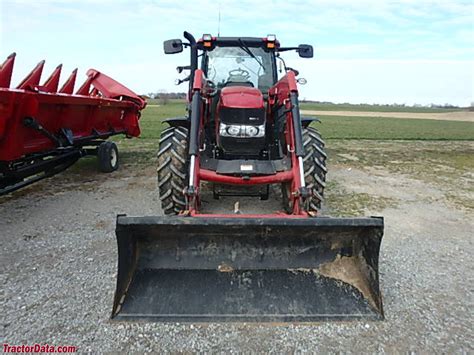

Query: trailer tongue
[[112, 215, 384, 321]]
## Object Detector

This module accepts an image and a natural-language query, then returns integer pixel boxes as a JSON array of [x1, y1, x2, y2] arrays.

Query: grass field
[[137, 102, 186, 139], [327, 140, 474, 212], [114, 101, 474, 144], [310, 115, 473, 140]]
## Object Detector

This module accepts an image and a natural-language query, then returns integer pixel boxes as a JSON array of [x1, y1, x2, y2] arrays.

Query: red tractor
[[112, 32, 384, 322], [157, 34, 325, 215]]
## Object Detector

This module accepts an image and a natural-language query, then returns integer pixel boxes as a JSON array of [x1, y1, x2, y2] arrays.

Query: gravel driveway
[[1, 143, 472, 353]]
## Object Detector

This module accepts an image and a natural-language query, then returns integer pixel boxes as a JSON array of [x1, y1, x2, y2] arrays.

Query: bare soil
[[1, 140, 472, 352], [301, 110, 474, 122]]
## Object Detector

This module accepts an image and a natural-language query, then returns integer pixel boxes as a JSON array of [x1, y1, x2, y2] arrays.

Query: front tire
[[157, 126, 189, 215], [303, 126, 327, 211], [282, 126, 327, 213]]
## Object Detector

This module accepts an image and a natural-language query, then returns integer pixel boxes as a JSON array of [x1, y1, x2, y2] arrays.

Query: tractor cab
[[198, 36, 279, 94], [198, 37, 278, 156], [165, 34, 313, 94]]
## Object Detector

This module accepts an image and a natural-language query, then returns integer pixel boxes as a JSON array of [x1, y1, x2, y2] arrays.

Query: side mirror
[[163, 39, 183, 54], [298, 44, 313, 58], [297, 77, 307, 85]]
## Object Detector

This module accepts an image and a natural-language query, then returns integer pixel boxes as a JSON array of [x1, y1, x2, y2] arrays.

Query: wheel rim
[[110, 148, 117, 167]]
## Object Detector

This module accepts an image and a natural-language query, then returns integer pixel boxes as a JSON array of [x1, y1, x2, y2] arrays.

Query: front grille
[[219, 107, 265, 125]]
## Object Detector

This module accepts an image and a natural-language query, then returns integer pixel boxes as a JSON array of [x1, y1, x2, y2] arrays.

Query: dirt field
[[301, 110, 474, 122], [1, 140, 473, 352]]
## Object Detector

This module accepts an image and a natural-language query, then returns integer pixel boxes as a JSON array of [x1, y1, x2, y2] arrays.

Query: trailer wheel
[[282, 126, 327, 213], [157, 126, 189, 215], [98, 141, 119, 173]]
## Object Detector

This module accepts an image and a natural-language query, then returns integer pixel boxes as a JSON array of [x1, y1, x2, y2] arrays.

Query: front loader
[[112, 32, 384, 322]]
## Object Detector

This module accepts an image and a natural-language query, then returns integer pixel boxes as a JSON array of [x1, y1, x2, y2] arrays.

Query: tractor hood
[[219, 86, 264, 109]]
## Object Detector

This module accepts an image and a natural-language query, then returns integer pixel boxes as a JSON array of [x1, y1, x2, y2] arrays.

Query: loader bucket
[[112, 215, 384, 322]]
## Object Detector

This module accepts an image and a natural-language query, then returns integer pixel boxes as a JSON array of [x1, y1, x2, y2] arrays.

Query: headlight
[[227, 125, 241, 136], [219, 123, 265, 138], [246, 126, 259, 137]]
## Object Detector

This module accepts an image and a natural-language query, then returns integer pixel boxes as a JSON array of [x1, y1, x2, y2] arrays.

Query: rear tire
[[157, 126, 189, 215], [282, 126, 327, 213], [98, 141, 119, 173]]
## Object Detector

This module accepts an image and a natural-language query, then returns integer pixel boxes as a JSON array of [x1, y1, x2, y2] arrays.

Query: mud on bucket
[[112, 215, 384, 322]]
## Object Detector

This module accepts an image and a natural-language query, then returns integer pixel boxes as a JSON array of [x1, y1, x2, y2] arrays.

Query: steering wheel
[[207, 79, 216, 89], [227, 68, 251, 82], [206, 79, 219, 97]]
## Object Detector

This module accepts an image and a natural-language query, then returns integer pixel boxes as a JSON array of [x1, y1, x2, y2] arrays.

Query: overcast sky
[[1, 0, 473, 105]]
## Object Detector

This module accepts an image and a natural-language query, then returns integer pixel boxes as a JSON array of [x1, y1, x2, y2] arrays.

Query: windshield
[[205, 46, 275, 92]]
